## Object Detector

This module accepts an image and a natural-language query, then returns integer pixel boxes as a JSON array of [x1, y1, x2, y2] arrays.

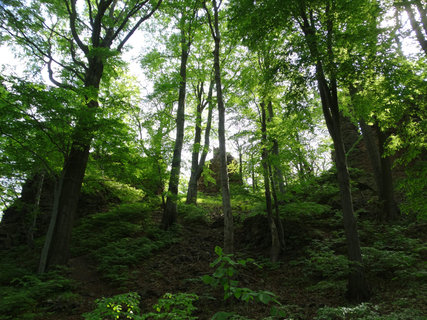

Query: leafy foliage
[[0, 269, 77, 320], [83, 292, 198, 320], [202, 246, 278, 305]]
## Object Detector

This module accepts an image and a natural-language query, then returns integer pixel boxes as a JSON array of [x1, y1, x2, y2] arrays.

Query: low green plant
[[93, 226, 180, 284], [315, 303, 378, 320], [315, 303, 425, 320], [0, 270, 76, 320], [304, 241, 350, 280], [202, 246, 278, 305], [361, 246, 418, 279], [178, 203, 209, 224], [83, 292, 141, 320], [71, 203, 150, 255], [144, 292, 198, 319], [211, 312, 252, 320], [83, 292, 198, 320]]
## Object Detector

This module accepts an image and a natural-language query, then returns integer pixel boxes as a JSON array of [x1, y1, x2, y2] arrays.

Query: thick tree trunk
[[261, 102, 281, 262], [207, 0, 233, 253], [162, 28, 190, 229], [39, 62, 102, 273], [186, 80, 214, 205], [374, 124, 400, 221]]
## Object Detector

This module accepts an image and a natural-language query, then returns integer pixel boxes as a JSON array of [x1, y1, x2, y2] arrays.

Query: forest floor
[[1, 181, 426, 320], [41, 197, 426, 320]]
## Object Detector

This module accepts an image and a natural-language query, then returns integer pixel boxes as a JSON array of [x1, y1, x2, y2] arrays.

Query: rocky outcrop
[[198, 148, 243, 194]]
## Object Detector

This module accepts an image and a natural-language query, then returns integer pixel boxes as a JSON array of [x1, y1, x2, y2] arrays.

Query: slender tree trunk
[[186, 80, 214, 205], [266, 101, 285, 194], [299, 6, 370, 301], [27, 172, 44, 248], [402, 0, 427, 55], [251, 154, 257, 193], [162, 27, 190, 229], [261, 102, 281, 262], [186, 83, 204, 205], [269, 164, 286, 251], [206, 0, 233, 253]]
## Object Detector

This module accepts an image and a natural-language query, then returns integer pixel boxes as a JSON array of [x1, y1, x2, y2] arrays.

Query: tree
[[204, 0, 233, 254], [0, 0, 162, 272], [161, 0, 200, 229], [259, 101, 281, 262], [229, 0, 372, 301], [186, 78, 214, 205]]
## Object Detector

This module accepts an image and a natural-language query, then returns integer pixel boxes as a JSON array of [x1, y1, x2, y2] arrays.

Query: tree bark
[[266, 101, 285, 194], [402, 0, 427, 56], [39, 59, 102, 273], [205, 0, 233, 254], [299, 4, 370, 301], [261, 102, 281, 262], [374, 124, 400, 221], [162, 26, 191, 229], [186, 80, 214, 205]]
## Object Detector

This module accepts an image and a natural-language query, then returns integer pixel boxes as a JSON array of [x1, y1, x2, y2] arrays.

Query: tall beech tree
[[259, 101, 281, 262], [0, 0, 162, 272], [186, 78, 214, 205], [161, 0, 200, 229], [230, 0, 373, 301], [204, 0, 234, 254]]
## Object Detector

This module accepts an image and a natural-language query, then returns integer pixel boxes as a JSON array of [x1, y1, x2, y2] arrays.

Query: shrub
[[83, 292, 199, 320]]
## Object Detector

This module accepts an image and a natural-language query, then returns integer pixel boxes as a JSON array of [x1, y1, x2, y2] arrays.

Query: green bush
[[83, 292, 142, 320], [83, 292, 199, 320], [202, 246, 278, 305]]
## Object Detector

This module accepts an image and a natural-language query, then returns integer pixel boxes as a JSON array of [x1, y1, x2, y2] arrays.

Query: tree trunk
[[251, 154, 257, 193], [27, 172, 44, 248], [206, 0, 233, 254], [39, 140, 91, 272], [261, 102, 281, 262], [162, 27, 190, 229], [39, 61, 102, 273], [299, 6, 370, 301], [402, 0, 427, 56], [374, 124, 400, 221], [269, 164, 286, 251], [186, 80, 214, 205], [266, 101, 285, 194]]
